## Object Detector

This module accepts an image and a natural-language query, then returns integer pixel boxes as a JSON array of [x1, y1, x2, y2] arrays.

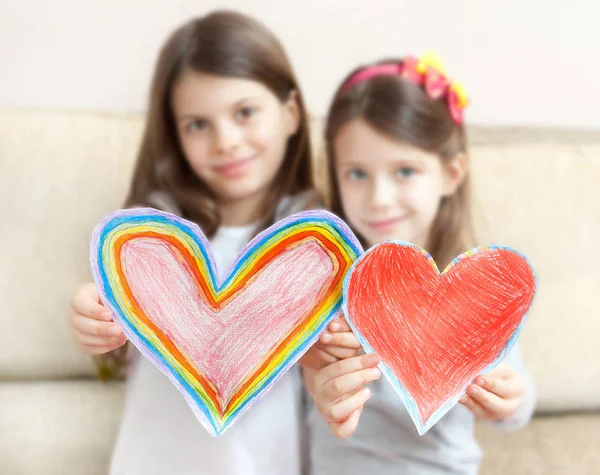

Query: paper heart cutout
[[344, 242, 536, 434], [91, 209, 361, 436]]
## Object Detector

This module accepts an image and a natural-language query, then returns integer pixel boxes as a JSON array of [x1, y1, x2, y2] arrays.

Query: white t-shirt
[[110, 194, 312, 475]]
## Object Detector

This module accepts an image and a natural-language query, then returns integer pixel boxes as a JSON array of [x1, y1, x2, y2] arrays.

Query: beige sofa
[[1, 108, 599, 475]]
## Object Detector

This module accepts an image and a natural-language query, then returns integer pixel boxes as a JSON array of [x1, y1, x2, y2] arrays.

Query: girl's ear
[[442, 152, 468, 196], [283, 90, 301, 137]]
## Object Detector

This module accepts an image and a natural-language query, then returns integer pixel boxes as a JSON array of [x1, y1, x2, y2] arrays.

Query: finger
[[319, 346, 361, 360], [72, 286, 113, 321], [466, 385, 520, 418], [333, 406, 363, 439], [72, 313, 123, 337], [81, 342, 124, 356], [298, 347, 338, 371], [459, 394, 490, 419], [76, 332, 127, 348], [317, 353, 380, 385], [328, 317, 352, 333], [475, 374, 524, 399], [322, 387, 371, 423], [320, 331, 362, 349], [484, 362, 513, 380], [321, 367, 380, 401]]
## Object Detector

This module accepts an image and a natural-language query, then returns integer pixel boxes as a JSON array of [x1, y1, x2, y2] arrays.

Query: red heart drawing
[[344, 243, 536, 434]]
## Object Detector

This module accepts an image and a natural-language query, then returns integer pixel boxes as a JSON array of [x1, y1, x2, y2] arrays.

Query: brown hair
[[324, 58, 475, 269], [125, 10, 312, 236], [96, 11, 313, 381]]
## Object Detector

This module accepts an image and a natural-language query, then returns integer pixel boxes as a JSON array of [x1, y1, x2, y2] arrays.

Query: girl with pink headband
[[304, 53, 535, 474]]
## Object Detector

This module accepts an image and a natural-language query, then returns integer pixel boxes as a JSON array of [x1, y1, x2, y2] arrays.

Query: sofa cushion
[[476, 413, 600, 475], [470, 141, 600, 412], [0, 380, 125, 475], [0, 110, 142, 379]]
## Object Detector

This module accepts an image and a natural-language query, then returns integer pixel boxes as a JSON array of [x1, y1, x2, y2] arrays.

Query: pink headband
[[340, 54, 469, 124], [341, 63, 404, 93]]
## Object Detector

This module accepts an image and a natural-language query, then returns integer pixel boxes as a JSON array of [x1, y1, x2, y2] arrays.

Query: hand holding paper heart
[[299, 316, 363, 370], [70, 282, 127, 356], [460, 362, 527, 421], [343, 242, 536, 434], [304, 353, 381, 438]]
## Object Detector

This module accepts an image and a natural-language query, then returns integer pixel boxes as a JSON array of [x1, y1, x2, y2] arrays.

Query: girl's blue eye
[[396, 167, 416, 179], [236, 106, 256, 120], [348, 169, 368, 180], [187, 119, 208, 132]]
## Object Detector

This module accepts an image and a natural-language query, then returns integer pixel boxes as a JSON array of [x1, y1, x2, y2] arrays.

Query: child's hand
[[459, 362, 525, 421], [299, 317, 363, 370], [305, 353, 381, 438], [70, 282, 127, 355]]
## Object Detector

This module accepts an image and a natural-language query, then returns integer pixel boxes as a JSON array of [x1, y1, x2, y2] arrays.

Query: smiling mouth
[[366, 216, 406, 232], [213, 155, 257, 178]]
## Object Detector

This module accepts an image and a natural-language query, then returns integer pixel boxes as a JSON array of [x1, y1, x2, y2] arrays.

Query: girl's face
[[334, 119, 465, 249], [172, 70, 300, 206]]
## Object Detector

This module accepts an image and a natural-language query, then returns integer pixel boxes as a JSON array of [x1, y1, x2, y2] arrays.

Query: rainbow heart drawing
[[344, 242, 536, 435], [91, 208, 361, 436]]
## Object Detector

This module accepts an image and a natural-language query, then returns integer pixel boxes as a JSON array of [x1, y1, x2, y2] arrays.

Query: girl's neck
[[366, 230, 430, 250], [218, 190, 268, 227]]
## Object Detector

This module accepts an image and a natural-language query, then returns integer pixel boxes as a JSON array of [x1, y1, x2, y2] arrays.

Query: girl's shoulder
[[142, 190, 181, 215], [274, 190, 324, 220]]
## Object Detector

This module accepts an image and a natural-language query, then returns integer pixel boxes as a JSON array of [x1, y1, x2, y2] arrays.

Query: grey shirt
[[307, 346, 535, 475]]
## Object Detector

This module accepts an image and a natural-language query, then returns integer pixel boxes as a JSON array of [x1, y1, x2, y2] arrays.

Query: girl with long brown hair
[[69, 11, 341, 474]]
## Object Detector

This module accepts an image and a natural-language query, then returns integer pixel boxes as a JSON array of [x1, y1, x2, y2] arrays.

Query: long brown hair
[[324, 58, 475, 269], [96, 11, 313, 381], [125, 10, 313, 236]]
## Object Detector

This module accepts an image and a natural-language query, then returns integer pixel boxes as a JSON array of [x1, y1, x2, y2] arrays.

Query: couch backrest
[[1, 109, 598, 413]]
